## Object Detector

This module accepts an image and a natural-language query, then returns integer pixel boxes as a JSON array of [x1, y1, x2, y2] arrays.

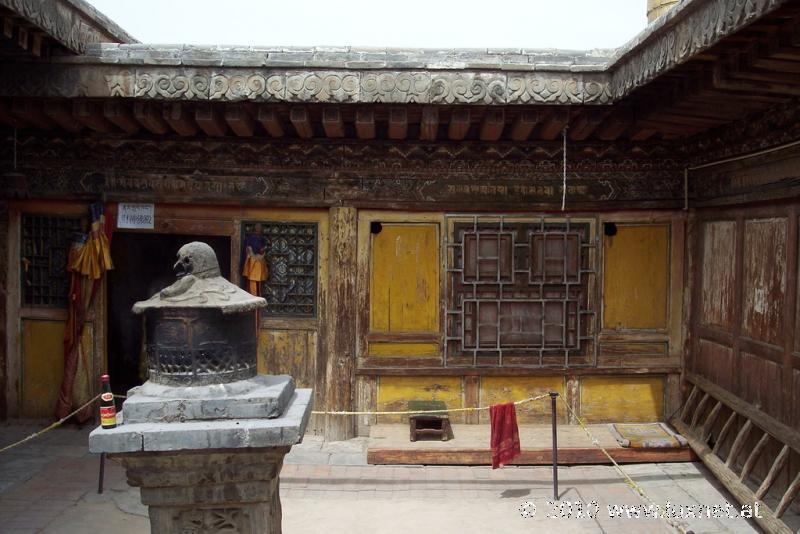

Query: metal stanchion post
[[550, 392, 559, 502], [98, 452, 105, 494]]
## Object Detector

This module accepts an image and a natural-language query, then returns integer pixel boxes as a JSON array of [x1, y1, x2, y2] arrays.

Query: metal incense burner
[[90, 242, 312, 534], [133, 241, 261, 386]]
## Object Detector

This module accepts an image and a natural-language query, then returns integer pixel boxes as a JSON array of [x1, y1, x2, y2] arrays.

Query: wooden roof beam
[[354, 108, 375, 140], [536, 109, 570, 140], [509, 111, 539, 141], [103, 101, 140, 134], [712, 62, 800, 96], [420, 107, 438, 141], [256, 107, 284, 138], [74, 101, 117, 133], [225, 104, 256, 137], [479, 109, 505, 141], [447, 108, 470, 140], [568, 109, 608, 141], [593, 108, 633, 141], [134, 102, 170, 135], [43, 101, 82, 132], [388, 107, 408, 140], [195, 103, 227, 136], [163, 102, 198, 136], [290, 106, 313, 138], [10, 99, 54, 130], [0, 100, 23, 127], [322, 106, 345, 138]]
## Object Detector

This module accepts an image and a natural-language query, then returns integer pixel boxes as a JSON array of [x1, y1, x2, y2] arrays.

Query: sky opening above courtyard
[[86, 0, 647, 50]]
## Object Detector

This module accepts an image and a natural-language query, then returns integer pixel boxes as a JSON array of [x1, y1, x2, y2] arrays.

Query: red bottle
[[99, 374, 117, 429]]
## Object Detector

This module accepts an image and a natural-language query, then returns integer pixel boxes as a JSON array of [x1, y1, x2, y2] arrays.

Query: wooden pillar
[[0, 201, 7, 420], [324, 206, 357, 441]]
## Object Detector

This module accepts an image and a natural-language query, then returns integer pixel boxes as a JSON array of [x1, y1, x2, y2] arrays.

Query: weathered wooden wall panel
[[740, 352, 783, 418], [369, 224, 439, 336], [603, 225, 669, 330], [695, 339, 736, 394], [580, 376, 664, 423], [479, 377, 566, 424], [0, 201, 6, 419], [257, 329, 317, 389], [742, 218, 787, 347], [21, 320, 92, 419], [700, 220, 737, 330], [376, 376, 463, 424]]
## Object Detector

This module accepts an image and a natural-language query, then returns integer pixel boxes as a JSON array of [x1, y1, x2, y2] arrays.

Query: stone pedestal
[[90, 385, 311, 534], [118, 448, 288, 534], [89, 242, 313, 534]]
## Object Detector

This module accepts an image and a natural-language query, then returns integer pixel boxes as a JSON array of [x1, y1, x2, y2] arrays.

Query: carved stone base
[[113, 447, 290, 534]]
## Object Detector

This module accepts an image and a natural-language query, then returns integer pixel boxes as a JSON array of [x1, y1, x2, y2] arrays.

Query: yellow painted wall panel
[[368, 342, 439, 358], [603, 225, 669, 330], [257, 329, 316, 389], [377, 376, 462, 424], [479, 377, 566, 424], [370, 224, 439, 333], [21, 320, 70, 418], [580, 376, 664, 423]]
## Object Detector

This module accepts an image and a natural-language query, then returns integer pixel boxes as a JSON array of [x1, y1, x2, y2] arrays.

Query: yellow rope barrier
[[310, 393, 550, 416], [557, 395, 689, 534], [0, 393, 102, 454]]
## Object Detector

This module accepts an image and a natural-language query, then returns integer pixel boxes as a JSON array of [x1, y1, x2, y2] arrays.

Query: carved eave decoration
[[0, 0, 136, 55]]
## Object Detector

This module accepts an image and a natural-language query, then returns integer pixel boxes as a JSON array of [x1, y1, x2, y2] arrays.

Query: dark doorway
[[107, 233, 231, 395]]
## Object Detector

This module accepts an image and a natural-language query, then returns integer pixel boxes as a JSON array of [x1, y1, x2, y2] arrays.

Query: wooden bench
[[408, 400, 452, 442]]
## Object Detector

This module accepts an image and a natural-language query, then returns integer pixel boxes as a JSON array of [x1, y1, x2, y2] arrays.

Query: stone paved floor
[[0, 423, 766, 533]]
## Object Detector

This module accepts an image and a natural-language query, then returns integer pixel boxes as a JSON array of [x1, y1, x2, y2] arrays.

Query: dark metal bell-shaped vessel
[[132, 242, 266, 386]]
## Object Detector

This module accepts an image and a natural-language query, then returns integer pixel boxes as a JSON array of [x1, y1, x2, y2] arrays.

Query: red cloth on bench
[[489, 402, 521, 469]]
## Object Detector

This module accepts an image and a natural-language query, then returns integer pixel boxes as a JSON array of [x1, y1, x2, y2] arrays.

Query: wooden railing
[[671, 372, 800, 534]]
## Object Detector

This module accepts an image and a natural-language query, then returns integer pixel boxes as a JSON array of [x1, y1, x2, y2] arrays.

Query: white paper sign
[[117, 203, 155, 229]]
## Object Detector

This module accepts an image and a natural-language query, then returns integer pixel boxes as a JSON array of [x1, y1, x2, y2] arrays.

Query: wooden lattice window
[[241, 221, 318, 318], [21, 214, 83, 307], [445, 215, 597, 367]]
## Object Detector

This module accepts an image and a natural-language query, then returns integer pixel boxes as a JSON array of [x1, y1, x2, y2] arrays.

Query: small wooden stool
[[408, 400, 452, 442]]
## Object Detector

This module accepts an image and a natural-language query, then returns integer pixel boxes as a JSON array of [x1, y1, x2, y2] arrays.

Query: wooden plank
[[324, 206, 357, 441], [755, 444, 790, 499], [580, 376, 664, 423], [464, 376, 479, 425], [290, 106, 313, 138], [712, 411, 738, 454], [74, 101, 117, 133], [367, 447, 695, 466], [700, 220, 737, 330], [480, 376, 565, 424], [700, 400, 723, 442], [369, 224, 439, 335], [256, 108, 284, 137], [388, 107, 408, 140], [162, 102, 198, 136], [355, 367, 682, 377], [447, 108, 470, 141], [679, 384, 699, 422], [195, 103, 227, 137], [690, 392, 711, 428], [775, 470, 800, 518], [725, 419, 753, 468], [603, 225, 669, 330], [376, 376, 462, 424], [671, 417, 795, 534], [687, 372, 800, 454], [739, 432, 770, 482], [11, 99, 54, 130], [354, 108, 375, 140], [224, 104, 256, 137], [321, 107, 344, 138], [509, 111, 538, 141], [42, 101, 82, 132], [537, 109, 570, 140], [479, 109, 504, 141], [133, 102, 169, 134], [420, 107, 438, 141], [742, 218, 788, 346], [103, 101, 140, 134]]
